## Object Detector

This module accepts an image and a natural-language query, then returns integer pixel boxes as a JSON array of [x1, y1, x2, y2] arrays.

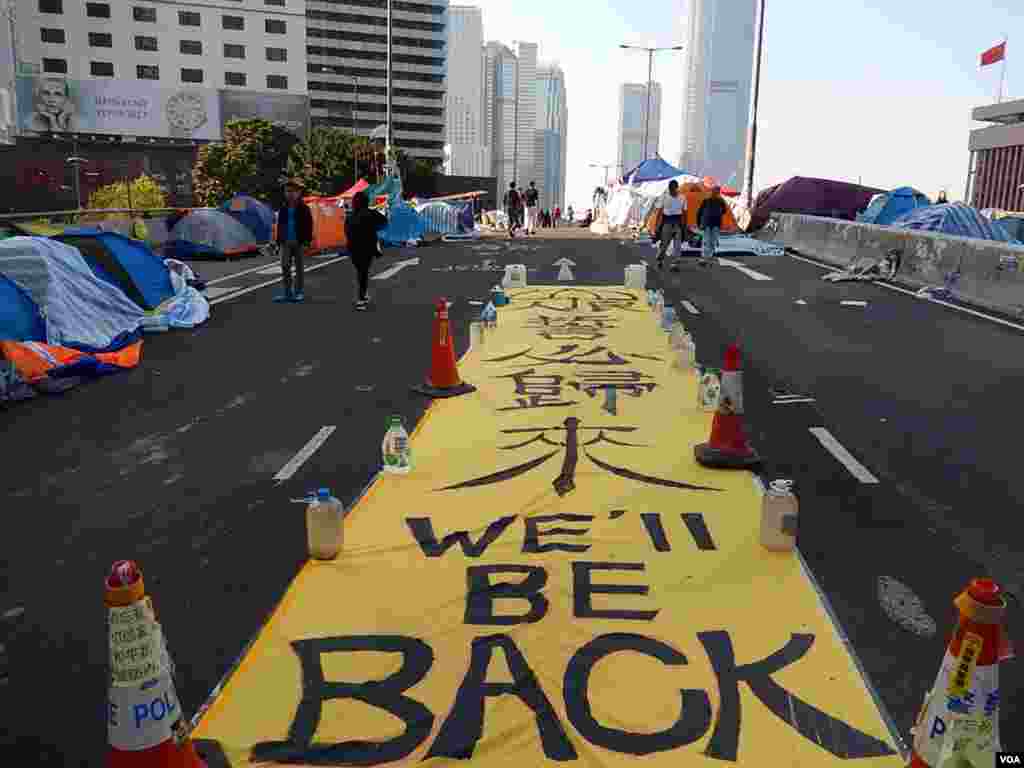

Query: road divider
[[808, 427, 879, 483]]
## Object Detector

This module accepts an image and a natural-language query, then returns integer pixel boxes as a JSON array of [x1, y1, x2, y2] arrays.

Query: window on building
[[265, 19, 286, 34], [267, 75, 288, 90], [88, 32, 113, 47], [224, 44, 245, 59], [132, 6, 156, 22], [222, 15, 244, 30], [40, 28, 66, 44], [135, 35, 158, 52], [225, 71, 247, 86], [180, 40, 202, 55], [266, 47, 287, 62], [42, 57, 67, 73], [137, 64, 159, 80], [85, 2, 109, 17], [38, 0, 62, 13], [181, 68, 203, 84], [90, 61, 114, 77], [178, 10, 200, 26]]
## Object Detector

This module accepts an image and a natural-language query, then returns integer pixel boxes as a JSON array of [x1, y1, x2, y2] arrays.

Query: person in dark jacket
[[695, 186, 729, 267], [345, 190, 388, 311], [275, 180, 315, 302]]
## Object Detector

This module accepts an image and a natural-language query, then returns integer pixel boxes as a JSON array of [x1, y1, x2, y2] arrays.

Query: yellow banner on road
[[192, 287, 903, 766]]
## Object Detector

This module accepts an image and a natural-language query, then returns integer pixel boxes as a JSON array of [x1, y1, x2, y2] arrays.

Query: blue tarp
[[858, 187, 931, 225], [621, 157, 687, 185], [221, 195, 274, 242], [57, 228, 175, 311], [379, 201, 427, 246], [0, 272, 46, 341], [892, 202, 1015, 241]]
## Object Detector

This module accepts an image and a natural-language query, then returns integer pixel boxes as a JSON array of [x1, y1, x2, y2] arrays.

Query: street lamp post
[[742, 0, 767, 211], [385, 0, 393, 175], [619, 44, 683, 161]]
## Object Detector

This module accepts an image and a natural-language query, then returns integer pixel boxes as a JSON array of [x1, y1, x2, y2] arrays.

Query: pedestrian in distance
[[695, 185, 729, 267], [525, 181, 541, 235], [505, 181, 524, 238], [654, 180, 686, 270], [566, 205, 574, 224], [274, 180, 315, 303], [345, 190, 388, 311]]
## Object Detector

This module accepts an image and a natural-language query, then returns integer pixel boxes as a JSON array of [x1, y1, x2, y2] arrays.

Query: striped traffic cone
[[107, 560, 206, 768], [907, 578, 1011, 767], [694, 344, 761, 469]]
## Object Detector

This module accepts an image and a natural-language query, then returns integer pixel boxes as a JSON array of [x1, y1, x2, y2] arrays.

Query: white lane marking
[[717, 257, 773, 281], [2, 606, 24, 621], [556, 263, 575, 281], [788, 250, 1024, 333], [808, 427, 879, 483], [203, 286, 237, 299], [773, 397, 816, 404], [841, 300, 868, 307], [273, 426, 337, 483], [372, 257, 420, 280], [206, 261, 278, 285], [209, 255, 349, 306], [681, 300, 700, 315], [256, 266, 282, 276], [552, 257, 576, 267]]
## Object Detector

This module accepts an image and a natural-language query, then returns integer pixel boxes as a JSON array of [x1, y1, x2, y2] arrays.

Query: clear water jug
[[307, 488, 344, 560]]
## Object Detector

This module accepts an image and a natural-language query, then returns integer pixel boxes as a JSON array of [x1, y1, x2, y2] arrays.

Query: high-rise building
[[483, 40, 538, 199], [678, 0, 756, 186], [445, 5, 488, 176], [306, 0, 448, 163], [617, 82, 661, 176], [535, 63, 567, 211]]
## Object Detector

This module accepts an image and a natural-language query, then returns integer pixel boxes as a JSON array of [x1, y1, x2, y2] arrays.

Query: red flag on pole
[[981, 41, 1006, 67]]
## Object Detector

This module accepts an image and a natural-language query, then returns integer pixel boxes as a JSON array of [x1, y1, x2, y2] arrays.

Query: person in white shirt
[[654, 180, 687, 269]]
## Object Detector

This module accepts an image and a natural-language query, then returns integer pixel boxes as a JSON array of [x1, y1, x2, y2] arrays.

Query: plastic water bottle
[[306, 488, 345, 560], [483, 301, 498, 328], [654, 290, 665, 325], [382, 415, 412, 474], [661, 305, 676, 332], [760, 480, 798, 552]]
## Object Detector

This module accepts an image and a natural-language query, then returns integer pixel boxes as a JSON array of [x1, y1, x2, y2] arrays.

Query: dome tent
[[858, 187, 931, 225], [55, 228, 175, 310], [0, 272, 46, 342], [164, 209, 261, 260], [892, 202, 1015, 241], [221, 195, 274, 242]]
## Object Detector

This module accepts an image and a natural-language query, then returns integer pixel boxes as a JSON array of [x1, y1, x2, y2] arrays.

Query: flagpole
[[998, 36, 1007, 103]]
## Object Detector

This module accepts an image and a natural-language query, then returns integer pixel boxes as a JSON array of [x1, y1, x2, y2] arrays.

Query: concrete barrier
[[773, 213, 1024, 318]]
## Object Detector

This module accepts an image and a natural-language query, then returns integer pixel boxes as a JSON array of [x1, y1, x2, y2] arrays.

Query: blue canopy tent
[[620, 157, 687, 185], [221, 195, 274, 242], [891, 202, 1016, 241], [56, 228, 175, 311], [858, 187, 931, 225]]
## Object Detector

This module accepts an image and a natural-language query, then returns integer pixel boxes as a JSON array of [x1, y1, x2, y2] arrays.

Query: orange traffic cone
[[107, 560, 207, 768], [411, 298, 476, 398], [694, 344, 761, 469], [907, 578, 1011, 767]]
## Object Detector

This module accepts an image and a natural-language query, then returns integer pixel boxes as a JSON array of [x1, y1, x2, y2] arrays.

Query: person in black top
[[274, 180, 315, 302], [505, 181, 524, 238], [345, 190, 388, 311], [524, 181, 540, 234], [695, 186, 730, 267]]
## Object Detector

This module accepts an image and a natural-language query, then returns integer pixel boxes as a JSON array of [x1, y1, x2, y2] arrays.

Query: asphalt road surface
[[1, 228, 1020, 764]]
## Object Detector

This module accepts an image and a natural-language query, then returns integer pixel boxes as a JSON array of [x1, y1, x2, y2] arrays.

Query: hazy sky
[[470, 0, 1017, 210]]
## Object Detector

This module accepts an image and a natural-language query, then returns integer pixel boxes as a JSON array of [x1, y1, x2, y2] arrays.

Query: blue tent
[[379, 201, 427, 246], [858, 187, 931, 225], [621, 157, 687, 185], [221, 195, 274, 242], [0, 273, 46, 341], [891, 202, 1015, 241], [56, 228, 175, 310]]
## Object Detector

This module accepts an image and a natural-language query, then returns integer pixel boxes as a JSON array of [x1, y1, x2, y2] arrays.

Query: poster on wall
[[16, 76, 221, 140], [218, 91, 309, 139]]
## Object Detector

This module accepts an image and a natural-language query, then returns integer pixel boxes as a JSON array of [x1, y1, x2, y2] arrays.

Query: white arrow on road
[[552, 257, 577, 267], [717, 258, 773, 281], [372, 257, 420, 280], [553, 257, 575, 281]]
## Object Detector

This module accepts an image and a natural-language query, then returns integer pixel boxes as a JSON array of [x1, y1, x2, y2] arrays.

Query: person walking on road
[[505, 181, 524, 238], [654, 180, 686, 270], [274, 180, 315, 303], [566, 205, 574, 224], [524, 181, 540, 235], [695, 185, 729, 267], [345, 190, 388, 311], [554, 206, 561, 227]]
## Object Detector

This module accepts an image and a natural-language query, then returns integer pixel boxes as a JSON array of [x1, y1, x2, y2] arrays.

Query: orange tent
[[646, 183, 739, 233], [270, 196, 349, 253]]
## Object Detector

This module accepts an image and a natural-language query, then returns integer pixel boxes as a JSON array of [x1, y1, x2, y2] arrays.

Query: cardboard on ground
[[192, 287, 903, 766]]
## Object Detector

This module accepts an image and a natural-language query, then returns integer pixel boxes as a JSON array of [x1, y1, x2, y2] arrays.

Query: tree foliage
[[192, 119, 300, 208], [286, 126, 361, 196], [88, 175, 167, 212]]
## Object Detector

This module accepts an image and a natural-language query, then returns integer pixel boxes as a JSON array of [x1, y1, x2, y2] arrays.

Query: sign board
[[191, 287, 903, 767], [16, 76, 221, 140], [109, 598, 165, 686], [219, 91, 309, 140]]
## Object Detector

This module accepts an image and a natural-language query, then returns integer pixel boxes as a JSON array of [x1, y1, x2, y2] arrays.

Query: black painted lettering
[[249, 636, 435, 766], [427, 634, 577, 761], [564, 633, 711, 754], [698, 631, 897, 761], [681, 513, 717, 550], [640, 513, 670, 552], [465, 565, 549, 625], [572, 562, 659, 621], [522, 514, 594, 553], [405, 516, 516, 557]]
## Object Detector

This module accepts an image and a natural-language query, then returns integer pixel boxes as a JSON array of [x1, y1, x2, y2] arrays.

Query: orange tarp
[[646, 184, 739, 233], [1, 340, 141, 383], [270, 197, 349, 253]]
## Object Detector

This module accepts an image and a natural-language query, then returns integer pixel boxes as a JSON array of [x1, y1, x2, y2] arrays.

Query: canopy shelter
[[620, 157, 688, 185], [340, 179, 370, 199]]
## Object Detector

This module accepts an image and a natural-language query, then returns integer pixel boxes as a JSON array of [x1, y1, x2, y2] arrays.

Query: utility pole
[[385, 0, 393, 176], [352, 75, 359, 184]]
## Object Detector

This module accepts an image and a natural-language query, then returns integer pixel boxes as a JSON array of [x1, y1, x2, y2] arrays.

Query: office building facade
[[678, 0, 756, 186], [968, 99, 1024, 210], [444, 5, 488, 176], [535, 63, 566, 211], [617, 82, 660, 176], [306, 0, 448, 163]]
